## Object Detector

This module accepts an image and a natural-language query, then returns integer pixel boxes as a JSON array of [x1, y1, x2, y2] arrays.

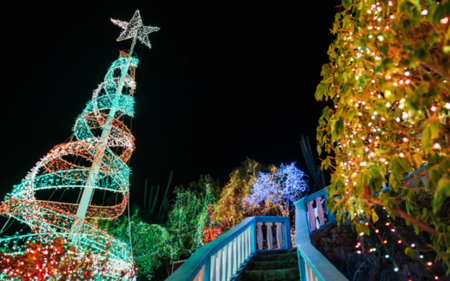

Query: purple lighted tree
[[245, 162, 308, 212]]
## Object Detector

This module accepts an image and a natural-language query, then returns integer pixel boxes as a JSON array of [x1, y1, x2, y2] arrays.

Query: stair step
[[247, 259, 298, 270], [243, 267, 300, 281], [254, 252, 297, 262]]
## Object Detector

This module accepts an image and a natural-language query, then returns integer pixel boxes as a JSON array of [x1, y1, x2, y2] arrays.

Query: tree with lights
[[317, 0, 450, 274], [245, 162, 309, 213], [167, 178, 218, 261], [203, 204, 221, 244], [210, 159, 261, 232]]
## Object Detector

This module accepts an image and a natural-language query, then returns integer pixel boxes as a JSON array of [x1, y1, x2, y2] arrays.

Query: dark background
[[0, 1, 340, 215]]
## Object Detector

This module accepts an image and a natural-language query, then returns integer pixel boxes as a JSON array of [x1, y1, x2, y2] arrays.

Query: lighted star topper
[[111, 10, 160, 49]]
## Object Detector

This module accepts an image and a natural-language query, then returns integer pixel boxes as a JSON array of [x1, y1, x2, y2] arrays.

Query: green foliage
[[167, 180, 216, 260], [98, 207, 172, 279], [97, 175, 220, 279], [317, 0, 450, 273]]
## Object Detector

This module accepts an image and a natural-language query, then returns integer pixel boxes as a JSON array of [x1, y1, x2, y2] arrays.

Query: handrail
[[165, 216, 292, 281], [295, 163, 428, 280], [295, 196, 348, 281]]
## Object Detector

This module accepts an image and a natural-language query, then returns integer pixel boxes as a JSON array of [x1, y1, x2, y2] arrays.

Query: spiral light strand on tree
[[0, 50, 141, 279]]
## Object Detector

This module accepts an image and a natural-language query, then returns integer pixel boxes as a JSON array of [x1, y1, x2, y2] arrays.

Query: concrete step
[[242, 267, 300, 281], [254, 251, 297, 262], [247, 259, 298, 270], [238, 249, 300, 281]]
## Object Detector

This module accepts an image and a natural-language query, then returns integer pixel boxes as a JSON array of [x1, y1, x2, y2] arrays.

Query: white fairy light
[[111, 10, 160, 49]]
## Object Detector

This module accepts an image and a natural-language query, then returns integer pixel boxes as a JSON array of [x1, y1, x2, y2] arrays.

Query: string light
[[111, 10, 160, 49], [0, 10, 160, 279]]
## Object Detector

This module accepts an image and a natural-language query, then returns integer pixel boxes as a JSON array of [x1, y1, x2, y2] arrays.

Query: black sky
[[0, 1, 341, 211]]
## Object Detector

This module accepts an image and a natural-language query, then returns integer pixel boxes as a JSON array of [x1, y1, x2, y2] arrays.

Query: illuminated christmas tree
[[0, 10, 159, 280]]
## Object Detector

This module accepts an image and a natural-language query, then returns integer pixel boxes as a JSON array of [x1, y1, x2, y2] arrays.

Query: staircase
[[240, 249, 300, 281]]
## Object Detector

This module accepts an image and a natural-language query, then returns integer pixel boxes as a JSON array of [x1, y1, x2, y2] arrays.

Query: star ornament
[[111, 10, 160, 49]]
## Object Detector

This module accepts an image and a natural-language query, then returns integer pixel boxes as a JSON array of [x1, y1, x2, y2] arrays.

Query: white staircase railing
[[165, 216, 292, 281]]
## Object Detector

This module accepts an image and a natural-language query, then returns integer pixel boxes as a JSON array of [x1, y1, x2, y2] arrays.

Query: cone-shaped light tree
[[0, 10, 159, 280]]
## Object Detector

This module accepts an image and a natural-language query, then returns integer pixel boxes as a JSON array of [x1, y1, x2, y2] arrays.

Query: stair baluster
[[315, 197, 325, 227], [197, 265, 205, 281], [216, 250, 222, 281], [265, 222, 273, 250], [255, 222, 263, 250], [307, 200, 316, 232], [224, 244, 229, 280], [231, 238, 235, 279], [275, 222, 284, 249], [235, 238, 239, 274], [211, 252, 216, 281], [229, 241, 234, 279]]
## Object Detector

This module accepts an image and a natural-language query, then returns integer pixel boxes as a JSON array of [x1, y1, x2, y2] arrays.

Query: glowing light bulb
[[396, 117, 400, 122], [431, 105, 437, 111], [445, 103, 450, 109], [441, 17, 449, 24], [421, 10, 428, 15], [433, 143, 441, 149], [394, 268, 399, 272]]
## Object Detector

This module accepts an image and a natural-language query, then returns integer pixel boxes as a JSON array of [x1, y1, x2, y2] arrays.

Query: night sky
[[1, 1, 341, 213]]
